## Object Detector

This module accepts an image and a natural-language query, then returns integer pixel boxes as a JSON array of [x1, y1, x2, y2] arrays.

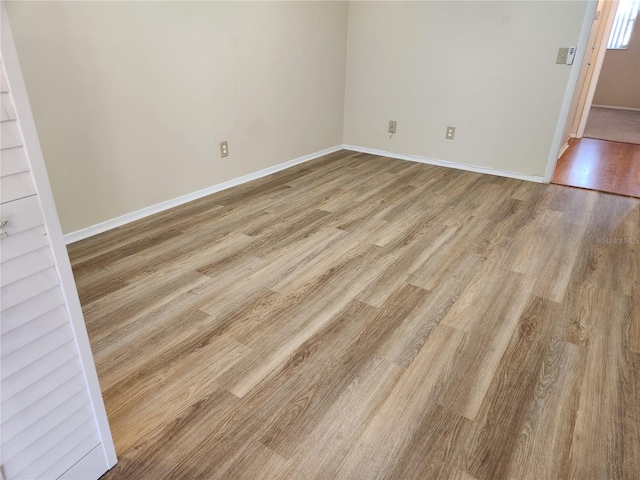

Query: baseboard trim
[[64, 143, 546, 244], [342, 145, 545, 184], [64, 145, 343, 244], [591, 104, 640, 112], [557, 142, 570, 159]]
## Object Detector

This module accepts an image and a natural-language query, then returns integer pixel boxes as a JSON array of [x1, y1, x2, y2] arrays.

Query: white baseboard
[[65, 143, 546, 244], [342, 145, 545, 184], [557, 142, 570, 159], [591, 104, 640, 112], [64, 145, 343, 244]]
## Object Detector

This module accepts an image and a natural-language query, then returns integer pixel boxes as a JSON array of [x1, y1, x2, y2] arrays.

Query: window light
[[608, 0, 640, 49]]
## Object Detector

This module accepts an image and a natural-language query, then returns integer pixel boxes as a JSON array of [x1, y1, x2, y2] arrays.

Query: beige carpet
[[584, 106, 640, 144]]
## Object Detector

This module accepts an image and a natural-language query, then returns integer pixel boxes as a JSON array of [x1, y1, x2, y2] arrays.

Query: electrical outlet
[[220, 141, 229, 157], [388, 120, 397, 134], [446, 126, 456, 140]]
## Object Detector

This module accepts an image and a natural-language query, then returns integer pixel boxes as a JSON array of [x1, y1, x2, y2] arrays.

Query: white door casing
[[575, 0, 619, 138]]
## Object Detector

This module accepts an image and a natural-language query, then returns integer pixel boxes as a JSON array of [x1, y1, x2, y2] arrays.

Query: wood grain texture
[[553, 137, 640, 198], [68, 150, 640, 479]]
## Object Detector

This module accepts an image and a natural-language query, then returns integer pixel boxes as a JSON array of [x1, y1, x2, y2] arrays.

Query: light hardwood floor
[[553, 138, 640, 198], [68, 150, 640, 480]]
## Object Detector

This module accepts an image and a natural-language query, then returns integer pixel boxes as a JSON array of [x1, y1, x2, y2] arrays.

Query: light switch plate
[[556, 48, 569, 64]]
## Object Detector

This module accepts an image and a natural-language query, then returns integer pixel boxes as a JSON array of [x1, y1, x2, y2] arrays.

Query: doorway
[[553, 0, 640, 198]]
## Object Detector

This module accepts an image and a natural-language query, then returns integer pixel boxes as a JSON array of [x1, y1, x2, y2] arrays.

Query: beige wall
[[593, 19, 640, 108], [6, 1, 349, 233], [8, 1, 592, 234], [343, 1, 588, 177]]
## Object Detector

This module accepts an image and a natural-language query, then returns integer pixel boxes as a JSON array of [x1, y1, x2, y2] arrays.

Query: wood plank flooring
[[68, 150, 640, 480], [553, 138, 640, 198]]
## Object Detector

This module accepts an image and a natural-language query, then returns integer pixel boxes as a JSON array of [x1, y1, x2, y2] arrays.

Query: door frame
[[575, 0, 620, 138], [544, 0, 600, 182]]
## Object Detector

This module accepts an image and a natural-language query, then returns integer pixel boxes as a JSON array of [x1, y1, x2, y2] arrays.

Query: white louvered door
[[1, 5, 116, 479]]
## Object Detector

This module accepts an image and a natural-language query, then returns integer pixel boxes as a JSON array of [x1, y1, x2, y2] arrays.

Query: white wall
[[7, 1, 592, 235], [6, 1, 349, 233], [343, 1, 588, 177]]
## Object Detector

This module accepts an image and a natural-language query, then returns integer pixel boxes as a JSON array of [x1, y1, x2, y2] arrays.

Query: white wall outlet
[[220, 141, 229, 157], [388, 120, 397, 134], [446, 126, 456, 140]]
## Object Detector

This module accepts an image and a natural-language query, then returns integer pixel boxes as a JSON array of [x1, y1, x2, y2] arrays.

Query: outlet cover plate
[[388, 120, 397, 134], [220, 141, 229, 157], [446, 126, 456, 140]]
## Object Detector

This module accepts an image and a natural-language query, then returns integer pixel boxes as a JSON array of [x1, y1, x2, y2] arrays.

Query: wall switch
[[388, 120, 397, 134], [566, 46, 577, 65], [556, 47, 569, 64], [446, 126, 456, 140], [220, 141, 229, 157]]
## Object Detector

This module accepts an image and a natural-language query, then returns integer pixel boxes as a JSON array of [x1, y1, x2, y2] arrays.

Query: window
[[607, 0, 640, 49]]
